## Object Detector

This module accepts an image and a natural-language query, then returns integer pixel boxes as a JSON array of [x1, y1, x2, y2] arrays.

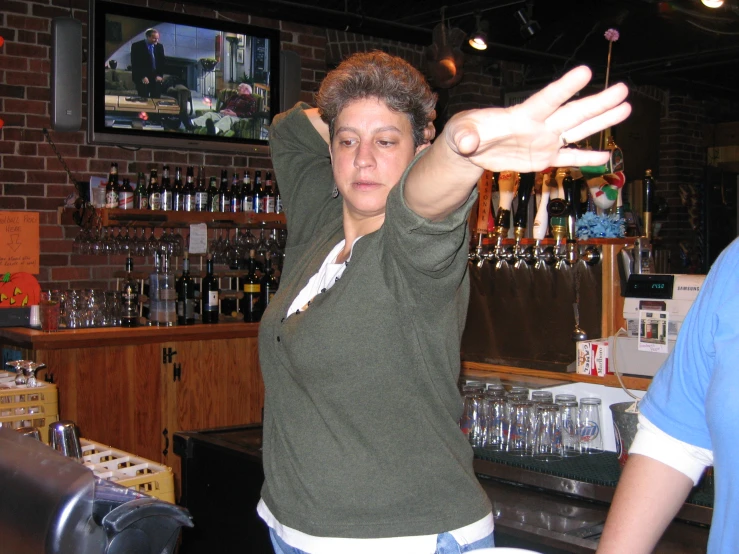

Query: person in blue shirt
[[599, 237, 739, 553], [131, 28, 165, 99]]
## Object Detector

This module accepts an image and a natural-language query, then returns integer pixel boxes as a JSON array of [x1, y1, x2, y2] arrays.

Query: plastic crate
[[81, 438, 175, 504], [0, 379, 59, 444]]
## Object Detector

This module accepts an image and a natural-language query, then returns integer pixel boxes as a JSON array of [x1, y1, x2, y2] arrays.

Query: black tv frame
[[87, 0, 280, 155]]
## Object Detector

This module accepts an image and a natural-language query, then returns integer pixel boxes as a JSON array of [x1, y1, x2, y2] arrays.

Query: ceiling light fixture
[[515, 1, 540, 39], [701, 0, 724, 6], [468, 14, 488, 50]]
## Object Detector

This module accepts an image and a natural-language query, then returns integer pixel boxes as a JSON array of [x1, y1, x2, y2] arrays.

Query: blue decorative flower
[[576, 212, 625, 239]]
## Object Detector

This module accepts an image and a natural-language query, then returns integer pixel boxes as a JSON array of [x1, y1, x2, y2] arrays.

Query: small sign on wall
[[0, 211, 40, 274]]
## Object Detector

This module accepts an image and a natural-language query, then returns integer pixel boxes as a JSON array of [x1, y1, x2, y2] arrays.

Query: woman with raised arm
[[258, 51, 630, 554]]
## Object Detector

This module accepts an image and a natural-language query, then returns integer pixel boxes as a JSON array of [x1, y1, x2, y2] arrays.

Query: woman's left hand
[[443, 66, 631, 173]]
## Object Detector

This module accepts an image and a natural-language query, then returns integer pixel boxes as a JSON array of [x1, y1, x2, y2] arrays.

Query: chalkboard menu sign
[[251, 38, 269, 83]]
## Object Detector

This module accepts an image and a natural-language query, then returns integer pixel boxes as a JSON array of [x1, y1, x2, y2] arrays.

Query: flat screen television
[[87, 0, 280, 155]]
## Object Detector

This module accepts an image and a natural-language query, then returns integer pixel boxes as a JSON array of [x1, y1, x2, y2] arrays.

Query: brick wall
[[2, 0, 735, 290]]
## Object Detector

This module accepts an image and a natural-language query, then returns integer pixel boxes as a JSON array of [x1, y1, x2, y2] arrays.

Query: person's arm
[[597, 454, 694, 554], [302, 107, 330, 144], [404, 66, 631, 221]]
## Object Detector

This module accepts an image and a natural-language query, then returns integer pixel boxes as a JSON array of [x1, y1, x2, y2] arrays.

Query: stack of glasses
[[459, 383, 603, 461]]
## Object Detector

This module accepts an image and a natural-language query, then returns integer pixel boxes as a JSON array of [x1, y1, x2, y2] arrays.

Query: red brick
[[5, 98, 47, 115], [26, 171, 67, 184], [37, 143, 78, 158], [51, 267, 90, 281], [134, 151, 154, 163], [47, 184, 77, 198], [4, 156, 42, 170], [17, 30, 37, 43], [31, 4, 71, 19], [0, 84, 25, 98], [7, 14, 48, 32], [5, 43, 47, 61], [27, 198, 65, 211], [92, 266, 118, 280], [0, 169, 26, 182], [71, 254, 104, 265], [1, 113, 27, 127], [5, 184, 45, 197], [40, 238, 74, 252], [79, 145, 96, 158], [153, 151, 190, 164], [18, 143, 37, 156], [40, 225, 64, 239], [43, 131, 85, 144], [26, 86, 50, 101], [98, 147, 136, 161], [297, 34, 327, 48], [0, 55, 28, 71], [0, 197, 26, 209], [204, 154, 235, 167], [2, 1, 29, 14], [0, 142, 16, 154], [90, 160, 113, 174], [46, 156, 88, 173], [29, 59, 50, 73], [40, 254, 70, 266]]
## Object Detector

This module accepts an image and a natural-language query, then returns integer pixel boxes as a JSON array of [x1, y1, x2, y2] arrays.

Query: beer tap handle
[[533, 171, 554, 241], [513, 173, 535, 231]]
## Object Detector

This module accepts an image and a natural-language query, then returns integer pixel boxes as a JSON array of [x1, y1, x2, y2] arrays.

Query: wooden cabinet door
[[40, 343, 164, 463], [162, 336, 264, 471]]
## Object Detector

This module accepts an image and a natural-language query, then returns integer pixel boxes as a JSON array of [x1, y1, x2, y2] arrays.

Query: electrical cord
[[611, 327, 643, 408]]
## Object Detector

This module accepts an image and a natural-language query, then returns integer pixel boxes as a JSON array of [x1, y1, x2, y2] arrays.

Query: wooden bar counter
[[0, 324, 264, 492]]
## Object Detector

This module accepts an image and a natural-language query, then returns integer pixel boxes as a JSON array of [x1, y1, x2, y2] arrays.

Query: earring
[[331, 184, 339, 198]]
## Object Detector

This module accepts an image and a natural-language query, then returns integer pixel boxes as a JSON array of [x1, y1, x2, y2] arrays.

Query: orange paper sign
[[0, 211, 40, 274]]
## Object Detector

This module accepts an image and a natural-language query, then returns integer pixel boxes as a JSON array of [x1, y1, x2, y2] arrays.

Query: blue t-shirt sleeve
[[640, 238, 739, 450]]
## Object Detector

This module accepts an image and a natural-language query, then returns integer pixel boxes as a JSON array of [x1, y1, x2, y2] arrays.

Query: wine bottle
[[243, 249, 262, 322], [202, 257, 219, 323], [159, 254, 177, 326], [148, 169, 161, 210], [260, 257, 279, 314], [118, 178, 134, 210], [176, 253, 196, 325], [195, 166, 209, 212], [218, 169, 231, 213], [105, 162, 119, 208], [252, 170, 263, 213], [121, 257, 140, 327], [134, 171, 148, 210]]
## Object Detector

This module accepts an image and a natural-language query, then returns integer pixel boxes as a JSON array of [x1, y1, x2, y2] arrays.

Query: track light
[[468, 14, 488, 50], [514, 2, 540, 39], [701, 0, 724, 7]]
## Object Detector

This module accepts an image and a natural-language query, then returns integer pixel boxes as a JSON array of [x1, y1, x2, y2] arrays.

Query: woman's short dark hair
[[316, 51, 437, 148]]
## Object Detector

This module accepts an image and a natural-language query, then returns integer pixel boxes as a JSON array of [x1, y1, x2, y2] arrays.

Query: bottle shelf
[[58, 207, 286, 229]]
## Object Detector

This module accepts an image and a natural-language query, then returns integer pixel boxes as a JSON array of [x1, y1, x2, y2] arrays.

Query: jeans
[[269, 528, 495, 554]]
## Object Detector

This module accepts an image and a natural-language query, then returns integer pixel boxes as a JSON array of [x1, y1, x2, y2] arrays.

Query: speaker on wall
[[51, 17, 83, 132], [279, 50, 301, 114]]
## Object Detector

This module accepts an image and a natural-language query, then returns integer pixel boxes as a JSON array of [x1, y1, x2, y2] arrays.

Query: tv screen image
[[88, 0, 281, 155]]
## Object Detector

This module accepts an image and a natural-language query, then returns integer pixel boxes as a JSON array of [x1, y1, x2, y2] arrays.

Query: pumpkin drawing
[[0, 272, 41, 308]]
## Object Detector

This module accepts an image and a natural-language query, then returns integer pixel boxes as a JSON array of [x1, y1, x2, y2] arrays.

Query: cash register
[[613, 273, 705, 377]]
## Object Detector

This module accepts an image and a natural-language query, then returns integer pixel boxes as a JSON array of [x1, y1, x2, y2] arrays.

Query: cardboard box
[[576, 339, 612, 377]]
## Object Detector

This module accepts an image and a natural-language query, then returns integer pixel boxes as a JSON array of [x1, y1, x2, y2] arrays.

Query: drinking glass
[[559, 400, 581, 457], [531, 391, 554, 405], [579, 397, 604, 453], [485, 394, 508, 451], [507, 400, 534, 456], [533, 403, 563, 461], [555, 393, 577, 405], [460, 386, 486, 447], [64, 290, 82, 329], [39, 290, 60, 333]]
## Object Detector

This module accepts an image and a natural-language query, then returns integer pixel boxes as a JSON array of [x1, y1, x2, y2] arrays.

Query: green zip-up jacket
[[258, 103, 491, 538]]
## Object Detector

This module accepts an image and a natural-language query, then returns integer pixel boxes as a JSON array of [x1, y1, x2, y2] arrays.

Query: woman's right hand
[[443, 66, 631, 174]]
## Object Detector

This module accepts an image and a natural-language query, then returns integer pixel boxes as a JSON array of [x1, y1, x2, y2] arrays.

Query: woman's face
[[330, 98, 422, 221]]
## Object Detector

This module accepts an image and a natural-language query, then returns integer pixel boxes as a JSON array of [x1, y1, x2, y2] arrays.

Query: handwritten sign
[[189, 223, 208, 254], [0, 211, 40, 274]]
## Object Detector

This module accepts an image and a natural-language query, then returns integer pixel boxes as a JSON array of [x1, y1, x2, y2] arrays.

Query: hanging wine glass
[[6, 360, 27, 386]]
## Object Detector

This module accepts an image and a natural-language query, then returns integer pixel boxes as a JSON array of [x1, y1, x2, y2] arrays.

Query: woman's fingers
[[548, 82, 631, 140], [519, 66, 595, 122], [560, 101, 632, 145]]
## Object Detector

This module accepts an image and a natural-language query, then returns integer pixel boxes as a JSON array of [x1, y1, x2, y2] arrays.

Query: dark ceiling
[[205, 0, 739, 98]]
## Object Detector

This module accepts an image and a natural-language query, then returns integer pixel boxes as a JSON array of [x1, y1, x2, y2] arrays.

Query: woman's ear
[[415, 141, 431, 155]]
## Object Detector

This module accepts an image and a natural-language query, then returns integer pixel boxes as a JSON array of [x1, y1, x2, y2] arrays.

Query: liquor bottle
[[208, 176, 220, 212], [134, 172, 148, 210], [159, 254, 177, 326], [176, 253, 196, 325], [218, 169, 231, 213], [260, 256, 279, 314], [161, 165, 173, 211], [121, 257, 140, 327], [274, 178, 282, 214], [148, 169, 162, 210], [242, 170, 253, 213], [230, 172, 242, 213], [243, 249, 262, 322], [183, 166, 196, 212], [173, 166, 184, 211], [118, 178, 134, 210], [202, 257, 219, 323], [252, 170, 263, 213], [148, 252, 161, 326], [263, 171, 275, 213], [195, 166, 209, 212], [105, 162, 119, 208]]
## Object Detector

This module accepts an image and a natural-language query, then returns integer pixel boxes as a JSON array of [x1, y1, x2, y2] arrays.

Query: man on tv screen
[[190, 83, 259, 135], [131, 28, 165, 99]]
